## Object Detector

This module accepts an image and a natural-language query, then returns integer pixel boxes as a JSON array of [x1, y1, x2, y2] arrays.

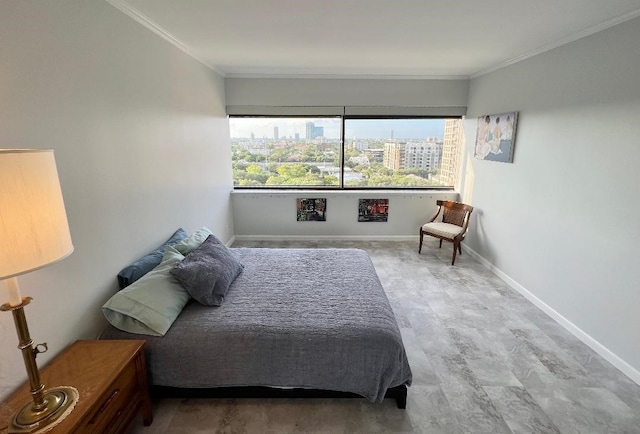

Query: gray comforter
[[100, 248, 412, 402]]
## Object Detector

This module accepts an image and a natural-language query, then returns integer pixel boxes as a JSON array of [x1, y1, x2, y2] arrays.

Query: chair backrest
[[437, 200, 473, 227]]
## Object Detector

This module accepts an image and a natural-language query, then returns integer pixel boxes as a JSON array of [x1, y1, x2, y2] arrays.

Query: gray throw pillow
[[170, 235, 243, 306]]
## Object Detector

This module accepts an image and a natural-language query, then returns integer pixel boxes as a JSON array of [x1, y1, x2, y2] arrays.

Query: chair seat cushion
[[422, 222, 463, 239]]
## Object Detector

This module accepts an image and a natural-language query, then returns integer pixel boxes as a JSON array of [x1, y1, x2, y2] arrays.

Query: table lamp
[[0, 149, 78, 433]]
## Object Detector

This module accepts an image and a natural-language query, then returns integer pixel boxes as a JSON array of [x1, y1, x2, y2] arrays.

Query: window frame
[[230, 113, 461, 191]]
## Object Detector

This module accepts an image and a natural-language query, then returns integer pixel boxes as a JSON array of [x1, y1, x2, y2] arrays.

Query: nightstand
[[0, 340, 153, 433]]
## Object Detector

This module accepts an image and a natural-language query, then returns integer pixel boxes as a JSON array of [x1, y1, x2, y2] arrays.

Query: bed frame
[[102, 248, 413, 406], [150, 385, 408, 409]]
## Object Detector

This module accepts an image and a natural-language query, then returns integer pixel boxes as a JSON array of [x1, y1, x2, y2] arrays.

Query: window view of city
[[230, 116, 462, 188]]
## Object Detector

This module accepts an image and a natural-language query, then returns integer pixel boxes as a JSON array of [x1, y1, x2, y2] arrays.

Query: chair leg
[[451, 241, 458, 265], [439, 239, 443, 249], [458, 243, 462, 255], [418, 230, 423, 253]]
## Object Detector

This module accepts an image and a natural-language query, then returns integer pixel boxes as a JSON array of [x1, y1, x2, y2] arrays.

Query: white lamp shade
[[0, 149, 74, 279]]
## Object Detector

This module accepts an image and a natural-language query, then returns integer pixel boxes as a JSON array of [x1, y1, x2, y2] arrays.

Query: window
[[230, 117, 342, 187], [230, 115, 462, 189]]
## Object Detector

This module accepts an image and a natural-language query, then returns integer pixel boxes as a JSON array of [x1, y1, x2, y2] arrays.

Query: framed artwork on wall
[[358, 199, 389, 222], [474, 112, 518, 163], [296, 198, 326, 221]]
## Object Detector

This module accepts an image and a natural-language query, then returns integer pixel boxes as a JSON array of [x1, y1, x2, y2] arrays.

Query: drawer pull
[[88, 388, 120, 424], [104, 409, 124, 433]]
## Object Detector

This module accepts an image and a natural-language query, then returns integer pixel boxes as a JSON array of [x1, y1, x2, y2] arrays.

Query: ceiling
[[107, 0, 640, 79]]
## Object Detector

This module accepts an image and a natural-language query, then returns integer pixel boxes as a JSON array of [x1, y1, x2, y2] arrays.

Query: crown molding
[[105, 0, 468, 81], [471, 8, 640, 79], [105, 0, 226, 77], [107, 1, 640, 82]]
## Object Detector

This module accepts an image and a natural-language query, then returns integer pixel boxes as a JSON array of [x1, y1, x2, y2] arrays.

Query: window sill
[[231, 189, 456, 196]]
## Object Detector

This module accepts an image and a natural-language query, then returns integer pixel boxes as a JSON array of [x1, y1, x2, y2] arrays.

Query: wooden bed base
[[151, 384, 408, 409]]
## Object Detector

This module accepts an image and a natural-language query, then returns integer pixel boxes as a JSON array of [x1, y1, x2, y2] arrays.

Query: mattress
[[100, 248, 412, 403]]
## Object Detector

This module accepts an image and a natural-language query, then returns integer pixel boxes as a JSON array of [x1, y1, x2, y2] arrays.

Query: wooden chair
[[419, 200, 473, 265]]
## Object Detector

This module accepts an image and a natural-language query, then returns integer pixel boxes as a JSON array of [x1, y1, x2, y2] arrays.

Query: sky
[[229, 118, 447, 140]]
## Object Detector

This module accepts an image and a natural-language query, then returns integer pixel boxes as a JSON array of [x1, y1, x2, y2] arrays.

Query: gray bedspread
[[100, 248, 412, 402]]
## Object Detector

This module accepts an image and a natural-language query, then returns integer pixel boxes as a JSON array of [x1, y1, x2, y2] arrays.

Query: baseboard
[[462, 245, 640, 386], [233, 234, 417, 242]]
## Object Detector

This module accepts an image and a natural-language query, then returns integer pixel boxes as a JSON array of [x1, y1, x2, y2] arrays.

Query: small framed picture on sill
[[296, 198, 326, 221], [358, 199, 389, 222]]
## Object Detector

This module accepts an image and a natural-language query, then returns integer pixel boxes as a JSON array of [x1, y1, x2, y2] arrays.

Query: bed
[[100, 244, 412, 407]]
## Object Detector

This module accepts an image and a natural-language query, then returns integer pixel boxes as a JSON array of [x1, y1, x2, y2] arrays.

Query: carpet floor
[[128, 239, 640, 433]]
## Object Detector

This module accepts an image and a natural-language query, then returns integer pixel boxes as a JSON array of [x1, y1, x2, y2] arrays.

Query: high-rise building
[[383, 142, 404, 171], [383, 141, 443, 172], [349, 140, 369, 151], [364, 149, 384, 164], [274, 126, 279, 140], [439, 119, 462, 186], [305, 122, 324, 140], [404, 142, 442, 171]]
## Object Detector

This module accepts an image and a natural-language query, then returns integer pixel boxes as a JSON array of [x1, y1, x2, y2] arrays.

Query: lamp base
[[9, 386, 79, 434]]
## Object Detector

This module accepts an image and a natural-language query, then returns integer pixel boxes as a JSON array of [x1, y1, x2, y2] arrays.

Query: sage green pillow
[[102, 246, 190, 336]]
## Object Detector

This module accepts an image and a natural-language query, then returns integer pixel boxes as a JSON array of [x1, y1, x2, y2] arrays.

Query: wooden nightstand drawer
[[0, 340, 153, 434], [81, 362, 138, 433]]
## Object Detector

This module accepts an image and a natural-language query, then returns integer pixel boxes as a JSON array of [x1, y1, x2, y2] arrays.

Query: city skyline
[[229, 118, 447, 140]]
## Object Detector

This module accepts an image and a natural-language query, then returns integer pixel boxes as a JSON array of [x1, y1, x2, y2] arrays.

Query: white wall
[[0, 0, 233, 399], [462, 17, 640, 381], [232, 191, 459, 239]]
